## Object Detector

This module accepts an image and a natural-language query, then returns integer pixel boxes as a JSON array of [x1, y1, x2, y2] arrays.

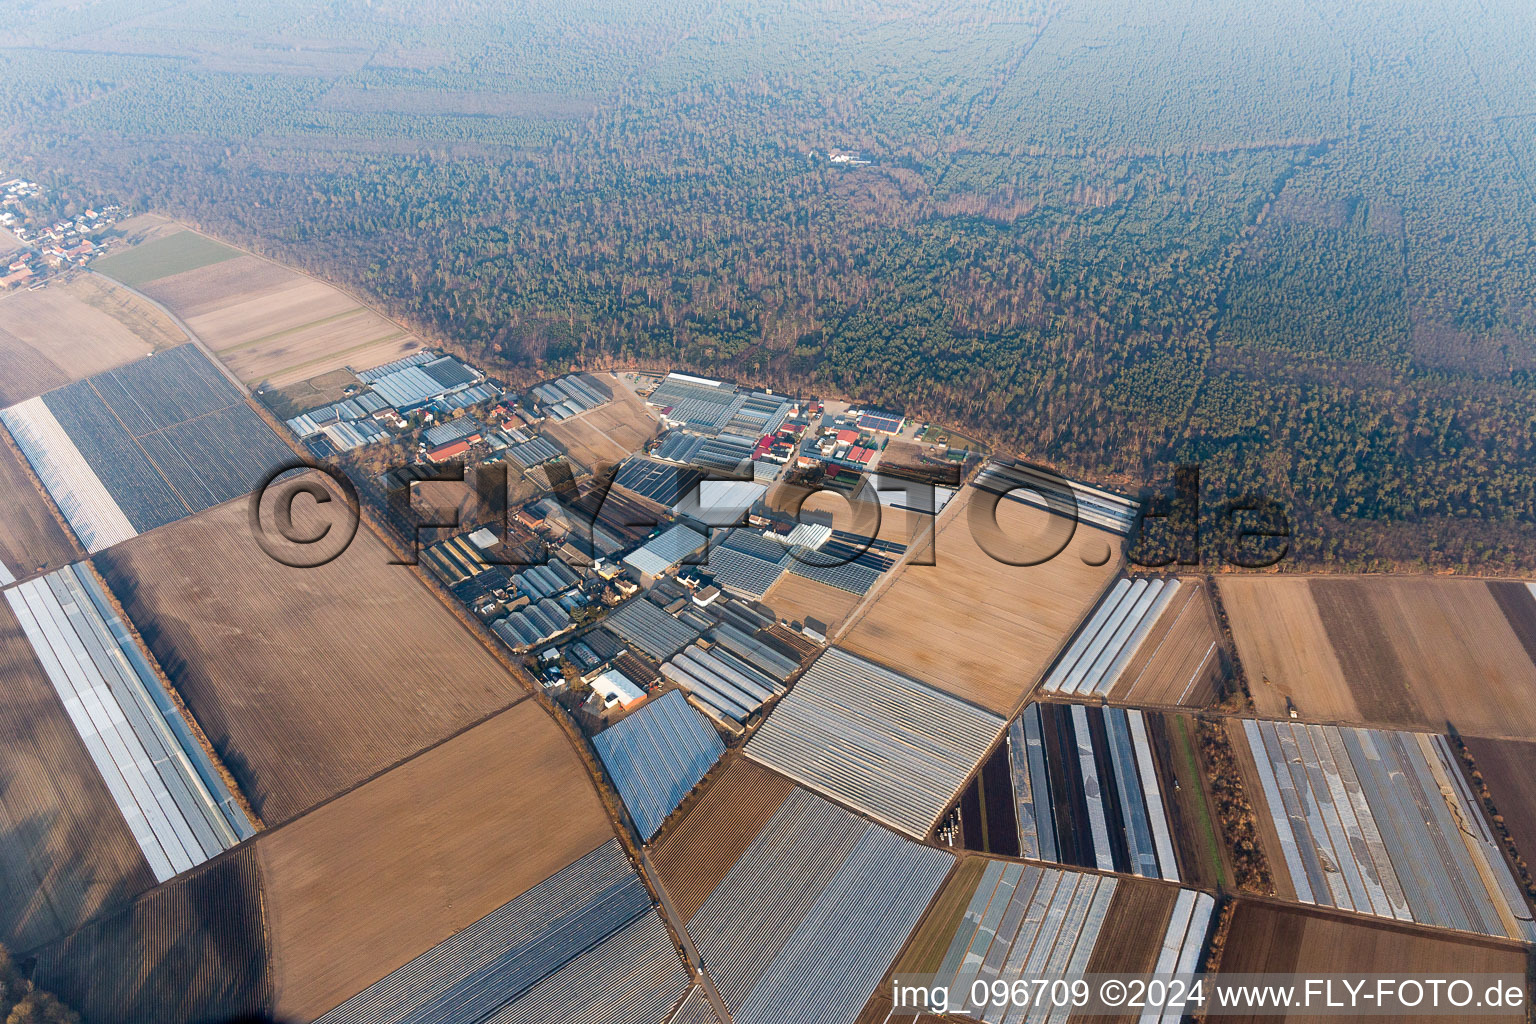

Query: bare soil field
[[763, 572, 863, 634], [1083, 878, 1180, 976], [1463, 736, 1536, 878], [134, 249, 424, 387], [582, 375, 660, 452], [0, 276, 184, 405], [30, 843, 270, 1024], [1220, 576, 1358, 722], [1221, 577, 1536, 739], [260, 701, 615, 1021], [1108, 577, 1223, 708], [651, 756, 795, 921], [108, 213, 184, 244], [841, 489, 1122, 714], [0, 599, 156, 953], [1217, 900, 1527, 1024], [94, 480, 528, 825], [544, 414, 632, 472], [0, 429, 78, 582], [260, 367, 367, 418]]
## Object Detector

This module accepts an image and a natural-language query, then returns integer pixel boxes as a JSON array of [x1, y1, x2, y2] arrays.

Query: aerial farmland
[[0, 211, 1532, 1024]]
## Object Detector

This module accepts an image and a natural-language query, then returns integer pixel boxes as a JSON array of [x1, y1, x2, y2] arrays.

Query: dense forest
[[4, 0, 1536, 571]]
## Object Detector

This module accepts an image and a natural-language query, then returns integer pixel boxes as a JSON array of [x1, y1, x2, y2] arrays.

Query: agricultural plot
[[29, 844, 272, 1024], [0, 274, 184, 406], [1007, 703, 1182, 881], [0, 591, 156, 953], [0, 429, 76, 584], [688, 788, 953, 1024], [841, 485, 1122, 714], [876, 860, 1210, 1020], [762, 571, 863, 634], [95, 477, 528, 824], [1234, 719, 1534, 940], [30, 705, 618, 1024], [90, 229, 242, 287], [587, 375, 661, 449], [594, 689, 725, 840], [1105, 577, 1223, 707], [1217, 901, 1528, 1024], [1463, 736, 1536, 875], [1220, 576, 1536, 739], [115, 237, 424, 388], [259, 702, 617, 1020], [1039, 575, 1221, 707], [545, 412, 633, 470], [745, 646, 1005, 839], [310, 839, 675, 1024], [651, 757, 797, 921], [4, 568, 249, 886], [0, 345, 293, 552]]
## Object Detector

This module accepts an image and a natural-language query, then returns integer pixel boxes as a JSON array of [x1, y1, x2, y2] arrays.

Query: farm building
[[422, 532, 496, 585], [421, 415, 485, 448], [593, 689, 724, 839], [695, 530, 792, 599], [855, 409, 904, 434], [744, 647, 1005, 838], [531, 373, 610, 419], [688, 788, 952, 1024], [672, 479, 766, 527], [624, 524, 710, 585], [590, 668, 648, 711], [284, 390, 390, 438], [425, 438, 472, 463], [646, 373, 792, 439], [492, 597, 576, 648], [1040, 576, 1186, 697], [605, 595, 703, 661], [358, 352, 483, 412], [974, 458, 1141, 536], [661, 640, 786, 723], [507, 434, 561, 469], [613, 456, 706, 507]]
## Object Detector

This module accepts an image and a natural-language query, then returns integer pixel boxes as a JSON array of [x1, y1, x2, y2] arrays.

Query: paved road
[[642, 848, 734, 1024]]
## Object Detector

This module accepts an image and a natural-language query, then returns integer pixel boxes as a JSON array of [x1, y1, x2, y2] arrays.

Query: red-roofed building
[[426, 439, 473, 463], [835, 428, 859, 444], [847, 446, 875, 464]]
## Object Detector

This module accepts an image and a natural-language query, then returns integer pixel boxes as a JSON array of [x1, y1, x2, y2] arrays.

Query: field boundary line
[[88, 270, 250, 398], [210, 306, 372, 355]]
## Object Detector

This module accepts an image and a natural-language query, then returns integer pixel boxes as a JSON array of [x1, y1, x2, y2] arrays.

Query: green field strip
[[91, 231, 242, 287], [1171, 717, 1227, 889], [211, 306, 371, 353]]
